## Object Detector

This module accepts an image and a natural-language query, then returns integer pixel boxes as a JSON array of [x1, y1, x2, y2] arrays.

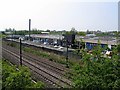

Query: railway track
[[3, 44, 70, 77], [2, 45, 74, 88], [2, 49, 58, 88]]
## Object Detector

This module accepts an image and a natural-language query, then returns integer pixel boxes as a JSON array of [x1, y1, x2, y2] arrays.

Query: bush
[[2, 60, 45, 89], [71, 44, 120, 89]]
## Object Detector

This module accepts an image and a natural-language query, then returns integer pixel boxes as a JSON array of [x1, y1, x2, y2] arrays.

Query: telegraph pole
[[66, 38, 69, 68], [29, 19, 31, 40], [20, 38, 22, 66]]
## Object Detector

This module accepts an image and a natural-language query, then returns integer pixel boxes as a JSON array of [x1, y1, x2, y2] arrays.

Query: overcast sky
[[0, 0, 119, 31]]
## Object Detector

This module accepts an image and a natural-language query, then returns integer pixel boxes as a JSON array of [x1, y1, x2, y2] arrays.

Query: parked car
[[19, 37, 25, 41], [106, 51, 112, 56]]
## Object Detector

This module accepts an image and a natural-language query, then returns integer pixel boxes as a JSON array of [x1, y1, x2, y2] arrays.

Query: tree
[[46, 29, 50, 32], [71, 44, 120, 89], [77, 32, 86, 36], [70, 27, 77, 34]]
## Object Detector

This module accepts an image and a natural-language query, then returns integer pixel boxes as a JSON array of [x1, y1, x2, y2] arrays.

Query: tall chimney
[[29, 19, 31, 40]]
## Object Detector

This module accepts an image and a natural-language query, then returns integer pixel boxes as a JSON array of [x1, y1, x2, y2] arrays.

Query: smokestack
[[29, 19, 31, 40]]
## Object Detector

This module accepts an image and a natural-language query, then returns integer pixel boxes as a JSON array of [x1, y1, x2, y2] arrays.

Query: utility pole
[[20, 38, 22, 66], [66, 38, 69, 68], [29, 19, 31, 40], [12, 29, 14, 42]]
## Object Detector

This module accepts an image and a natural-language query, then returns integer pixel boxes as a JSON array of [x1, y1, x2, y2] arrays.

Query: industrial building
[[6, 34, 117, 50], [24, 34, 117, 50]]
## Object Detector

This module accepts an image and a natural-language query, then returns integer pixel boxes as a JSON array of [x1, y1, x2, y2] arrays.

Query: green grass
[[23, 47, 68, 65], [0, 34, 7, 38]]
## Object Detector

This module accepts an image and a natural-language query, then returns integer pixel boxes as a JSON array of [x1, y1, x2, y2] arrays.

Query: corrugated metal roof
[[30, 34, 64, 40], [27, 34, 117, 45], [77, 38, 117, 45]]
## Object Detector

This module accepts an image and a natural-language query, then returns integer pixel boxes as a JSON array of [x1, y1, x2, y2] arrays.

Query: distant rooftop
[[76, 36, 117, 45], [25, 34, 117, 45], [41, 32, 50, 34], [26, 34, 64, 40]]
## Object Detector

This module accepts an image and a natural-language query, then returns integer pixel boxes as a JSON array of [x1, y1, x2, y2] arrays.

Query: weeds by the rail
[[23, 47, 69, 65]]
